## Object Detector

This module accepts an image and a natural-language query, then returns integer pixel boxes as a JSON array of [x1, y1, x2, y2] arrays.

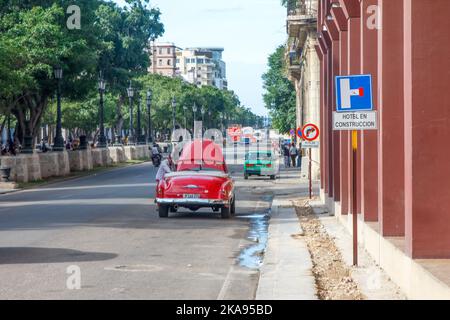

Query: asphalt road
[[0, 147, 280, 299]]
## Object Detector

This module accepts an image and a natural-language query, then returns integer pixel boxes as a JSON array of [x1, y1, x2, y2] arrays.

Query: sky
[[114, 0, 287, 116]]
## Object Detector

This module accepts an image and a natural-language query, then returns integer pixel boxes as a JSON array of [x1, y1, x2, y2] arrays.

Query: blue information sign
[[335, 75, 373, 112]]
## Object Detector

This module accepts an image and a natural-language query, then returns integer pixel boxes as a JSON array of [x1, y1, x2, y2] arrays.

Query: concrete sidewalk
[[255, 199, 317, 300], [0, 182, 18, 195]]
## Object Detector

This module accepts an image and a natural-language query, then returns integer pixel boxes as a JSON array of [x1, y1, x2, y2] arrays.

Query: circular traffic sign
[[296, 127, 303, 139], [302, 124, 320, 142]]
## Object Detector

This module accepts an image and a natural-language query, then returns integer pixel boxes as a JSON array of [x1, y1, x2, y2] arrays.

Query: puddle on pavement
[[236, 208, 271, 270]]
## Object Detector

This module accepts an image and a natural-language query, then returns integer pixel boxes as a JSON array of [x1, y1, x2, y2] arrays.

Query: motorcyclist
[[151, 142, 162, 165], [152, 142, 161, 156]]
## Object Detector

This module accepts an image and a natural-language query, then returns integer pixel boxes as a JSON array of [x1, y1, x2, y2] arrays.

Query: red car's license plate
[[183, 194, 200, 199]]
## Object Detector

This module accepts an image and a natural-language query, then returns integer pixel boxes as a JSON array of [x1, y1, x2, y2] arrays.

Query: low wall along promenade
[[0, 145, 151, 183]]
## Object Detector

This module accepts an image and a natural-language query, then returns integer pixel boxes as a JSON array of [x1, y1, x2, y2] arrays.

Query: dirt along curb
[[293, 198, 365, 300]]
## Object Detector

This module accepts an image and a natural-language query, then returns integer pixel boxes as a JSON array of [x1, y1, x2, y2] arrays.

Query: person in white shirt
[[156, 154, 174, 183], [151, 143, 160, 156]]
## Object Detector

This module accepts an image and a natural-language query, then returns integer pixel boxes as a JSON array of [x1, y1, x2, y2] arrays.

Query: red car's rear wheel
[[221, 196, 235, 219], [231, 196, 236, 215], [221, 204, 231, 219], [158, 205, 169, 218]]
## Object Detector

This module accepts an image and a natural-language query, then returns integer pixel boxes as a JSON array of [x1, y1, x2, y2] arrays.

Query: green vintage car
[[244, 151, 279, 180]]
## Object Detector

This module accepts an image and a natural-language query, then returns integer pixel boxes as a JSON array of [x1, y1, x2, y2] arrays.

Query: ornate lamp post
[[172, 96, 176, 132], [208, 110, 212, 130], [146, 89, 152, 143], [192, 103, 198, 138], [183, 105, 188, 129], [97, 73, 107, 148], [192, 102, 198, 126], [127, 81, 134, 144], [20, 108, 34, 154], [7, 114, 12, 147], [136, 91, 144, 144], [222, 112, 226, 137], [53, 66, 64, 151], [201, 106, 205, 133]]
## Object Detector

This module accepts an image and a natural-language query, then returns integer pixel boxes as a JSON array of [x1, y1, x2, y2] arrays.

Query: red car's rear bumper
[[155, 198, 228, 207]]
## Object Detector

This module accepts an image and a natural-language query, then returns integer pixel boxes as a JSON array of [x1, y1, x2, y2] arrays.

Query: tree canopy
[[0, 0, 164, 144], [0, 0, 261, 146], [262, 45, 296, 134]]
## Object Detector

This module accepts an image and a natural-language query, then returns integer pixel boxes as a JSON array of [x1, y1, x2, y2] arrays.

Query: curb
[[255, 201, 318, 300]]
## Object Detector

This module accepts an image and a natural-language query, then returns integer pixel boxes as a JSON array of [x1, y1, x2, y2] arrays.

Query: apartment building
[[149, 42, 179, 77], [176, 47, 228, 90], [149, 43, 228, 90]]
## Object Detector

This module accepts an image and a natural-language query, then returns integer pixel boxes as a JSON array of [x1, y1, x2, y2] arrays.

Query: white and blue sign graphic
[[335, 75, 373, 112]]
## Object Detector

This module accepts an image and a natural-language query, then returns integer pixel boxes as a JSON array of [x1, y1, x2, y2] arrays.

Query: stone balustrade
[[0, 145, 151, 183]]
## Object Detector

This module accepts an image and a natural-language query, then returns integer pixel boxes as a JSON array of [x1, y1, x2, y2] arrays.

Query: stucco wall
[[0, 145, 151, 183]]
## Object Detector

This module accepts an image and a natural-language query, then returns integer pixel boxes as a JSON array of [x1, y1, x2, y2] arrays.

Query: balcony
[[287, 49, 302, 80], [286, 0, 317, 38]]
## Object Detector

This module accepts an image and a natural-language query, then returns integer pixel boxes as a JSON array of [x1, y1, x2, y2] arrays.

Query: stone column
[[377, 0, 405, 236], [319, 36, 330, 199], [326, 17, 341, 205], [318, 38, 327, 196], [322, 30, 334, 199], [333, 5, 350, 215], [360, 0, 379, 222], [343, 0, 362, 214], [404, 0, 450, 258]]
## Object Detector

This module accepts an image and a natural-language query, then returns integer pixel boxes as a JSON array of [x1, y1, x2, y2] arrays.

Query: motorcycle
[[152, 153, 162, 167]]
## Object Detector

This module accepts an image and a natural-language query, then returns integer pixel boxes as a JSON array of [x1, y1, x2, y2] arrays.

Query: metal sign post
[[309, 148, 312, 199], [352, 130, 358, 266], [334, 74, 377, 267], [301, 124, 320, 200]]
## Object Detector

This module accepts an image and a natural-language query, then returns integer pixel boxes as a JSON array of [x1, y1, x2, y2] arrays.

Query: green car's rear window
[[246, 153, 272, 161]]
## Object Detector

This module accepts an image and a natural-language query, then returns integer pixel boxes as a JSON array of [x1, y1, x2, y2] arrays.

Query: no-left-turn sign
[[302, 124, 320, 142]]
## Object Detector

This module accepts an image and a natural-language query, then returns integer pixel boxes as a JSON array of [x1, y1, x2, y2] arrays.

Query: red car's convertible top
[[176, 139, 228, 173]]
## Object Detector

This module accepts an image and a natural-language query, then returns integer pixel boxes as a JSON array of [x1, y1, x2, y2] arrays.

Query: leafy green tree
[[95, 0, 164, 136], [262, 45, 296, 133], [0, 2, 100, 144], [0, 0, 164, 145], [135, 73, 262, 138]]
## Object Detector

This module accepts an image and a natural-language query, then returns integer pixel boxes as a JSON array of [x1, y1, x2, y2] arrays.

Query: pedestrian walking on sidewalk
[[297, 148, 302, 169], [289, 143, 298, 167], [283, 144, 290, 167]]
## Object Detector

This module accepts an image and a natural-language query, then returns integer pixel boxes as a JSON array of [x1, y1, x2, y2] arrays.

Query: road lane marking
[[0, 198, 155, 208], [18, 183, 156, 194]]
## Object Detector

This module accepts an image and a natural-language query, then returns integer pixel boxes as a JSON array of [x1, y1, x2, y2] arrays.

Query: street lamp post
[[172, 97, 176, 133], [136, 91, 144, 144], [127, 81, 134, 144], [97, 73, 107, 148], [183, 105, 187, 129], [208, 110, 212, 130], [53, 66, 64, 151], [201, 106, 205, 133], [146, 89, 152, 143], [192, 102, 197, 127], [222, 112, 226, 137], [7, 113, 12, 151]]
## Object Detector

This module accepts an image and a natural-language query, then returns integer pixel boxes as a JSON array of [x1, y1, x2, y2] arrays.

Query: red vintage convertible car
[[155, 139, 235, 219]]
